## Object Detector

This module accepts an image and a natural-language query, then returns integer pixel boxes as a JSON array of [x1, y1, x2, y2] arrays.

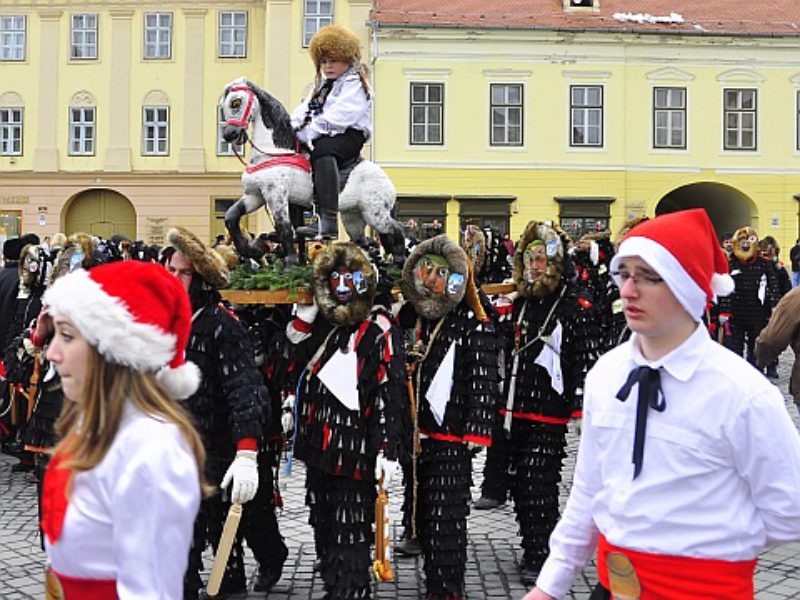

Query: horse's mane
[[246, 80, 298, 151]]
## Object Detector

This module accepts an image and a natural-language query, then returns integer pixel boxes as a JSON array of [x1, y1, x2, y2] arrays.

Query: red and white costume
[[537, 325, 800, 598], [43, 403, 201, 599]]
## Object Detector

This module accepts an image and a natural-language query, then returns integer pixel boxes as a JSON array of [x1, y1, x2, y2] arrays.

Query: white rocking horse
[[220, 77, 406, 266]]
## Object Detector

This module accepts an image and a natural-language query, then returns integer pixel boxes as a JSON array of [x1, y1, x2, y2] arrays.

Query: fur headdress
[[614, 216, 649, 250], [312, 241, 376, 327], [402, 234, 482, 321], [166, 226, 230, 289], [19, 244, 51, 295], [513, 220, 570, 298], [461, 225, 487, 277], [309, 24, 362, 69]]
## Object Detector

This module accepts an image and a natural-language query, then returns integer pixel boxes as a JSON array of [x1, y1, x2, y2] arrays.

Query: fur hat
[[19, 244, 51, 294], [614, 216, 649, 250], [166, 226, 230, 289], [611, 209, 734, 321], [402, 234, 470, 321], [309, 24, 361, 69], [43, 261, 201, 399], [312, 241, 376, 327], [513, 220, 570, 297], [462, 225, 487, 276]]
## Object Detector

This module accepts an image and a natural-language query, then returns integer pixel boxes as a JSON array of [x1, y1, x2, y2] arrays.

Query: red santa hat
[[43, 261, 200, 399], [610, 209, 735, 321]]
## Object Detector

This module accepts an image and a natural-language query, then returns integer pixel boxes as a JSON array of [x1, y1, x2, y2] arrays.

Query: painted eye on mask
[[352, 271, 367, 294], [748, 235, 757, 244], [331, 271, 340, 279], [447, 273, 465, 295]]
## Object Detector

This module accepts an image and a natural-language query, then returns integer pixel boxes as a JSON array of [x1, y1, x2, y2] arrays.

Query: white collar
[[628, 324, 707, 382]]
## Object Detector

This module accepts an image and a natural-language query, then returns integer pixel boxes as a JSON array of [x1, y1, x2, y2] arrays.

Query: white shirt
[[537, 325, 800, 599], [46, 403, 201, 599], [291, 69, 372, 144]]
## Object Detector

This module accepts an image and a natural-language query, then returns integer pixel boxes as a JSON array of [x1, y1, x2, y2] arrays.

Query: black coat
[[0, 263, 19, 350]]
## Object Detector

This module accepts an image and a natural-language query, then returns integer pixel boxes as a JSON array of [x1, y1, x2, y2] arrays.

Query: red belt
[[597, 534, 756, 599], [46, 567, 117, 600]]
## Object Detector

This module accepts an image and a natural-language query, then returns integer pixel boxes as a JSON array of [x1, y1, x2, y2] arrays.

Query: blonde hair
[[54, 346, 211, 496]]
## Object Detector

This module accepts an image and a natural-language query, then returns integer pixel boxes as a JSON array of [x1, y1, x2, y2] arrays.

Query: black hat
[[2, 238, 22, 261], [20, 233, 40, 246]]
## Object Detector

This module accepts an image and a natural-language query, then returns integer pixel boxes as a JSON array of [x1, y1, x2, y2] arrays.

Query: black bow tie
[[616, 366, 666, 479]]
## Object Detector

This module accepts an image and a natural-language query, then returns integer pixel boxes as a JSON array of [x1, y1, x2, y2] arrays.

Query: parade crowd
[[2, 209, 800, 599]]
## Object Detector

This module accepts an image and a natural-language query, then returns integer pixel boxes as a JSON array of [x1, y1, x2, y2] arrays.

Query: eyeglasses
[[611, 270, 664, 287]]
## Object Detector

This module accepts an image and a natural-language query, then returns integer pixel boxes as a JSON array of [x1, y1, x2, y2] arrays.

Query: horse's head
[[220, 77, 259, 145]]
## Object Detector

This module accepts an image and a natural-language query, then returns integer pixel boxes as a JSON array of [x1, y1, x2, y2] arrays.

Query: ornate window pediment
[[0, 91, 23, 107], [70, 90, 96, 107], [646, 67, 694, 82], [143, 89, 170, 106]]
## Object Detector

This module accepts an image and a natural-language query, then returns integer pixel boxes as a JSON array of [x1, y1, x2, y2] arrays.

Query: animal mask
[[732, 226, 758, 261]]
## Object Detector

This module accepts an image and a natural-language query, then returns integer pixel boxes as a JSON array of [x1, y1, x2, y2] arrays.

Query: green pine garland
[[228, 261, 312, 294]]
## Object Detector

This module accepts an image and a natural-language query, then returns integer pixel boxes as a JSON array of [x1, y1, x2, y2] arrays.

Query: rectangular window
[[143, 106, 169, 155], [410, 83, 444, 145], [653, 87, 686, 149], [144, 13, 172, 59], [490, 84, 523, 146], [71, 14, 98, 59], [303, 0, 334, 47], [0, 108, 23, 155], [217, 106, 243, 155], [723, 88, 757, 151], [0, 15, 25, 61], [69, 107, 95, 155], [570, 85, 603, 147], [219, 11, 247, 58]]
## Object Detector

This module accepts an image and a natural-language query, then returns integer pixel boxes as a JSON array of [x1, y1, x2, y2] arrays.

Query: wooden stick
[[206, 503, 243, 596]]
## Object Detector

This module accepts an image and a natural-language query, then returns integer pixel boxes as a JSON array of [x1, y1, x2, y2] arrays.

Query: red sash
[[246, 154, 311, 174], [597, 534, 756, 599], [47, 567, 117, 600], [41, 453, 72, 544]]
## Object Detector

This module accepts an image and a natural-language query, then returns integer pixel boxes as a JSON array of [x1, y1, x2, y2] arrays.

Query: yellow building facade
[[368, 19, 800, 251], [0, 0, 372, 245]]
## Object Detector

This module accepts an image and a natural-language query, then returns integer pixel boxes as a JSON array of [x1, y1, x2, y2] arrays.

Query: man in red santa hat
[[524, 208, 800, 600]]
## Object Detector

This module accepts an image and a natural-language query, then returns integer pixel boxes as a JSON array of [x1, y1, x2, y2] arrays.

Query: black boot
[[297, 156, 339, 239]]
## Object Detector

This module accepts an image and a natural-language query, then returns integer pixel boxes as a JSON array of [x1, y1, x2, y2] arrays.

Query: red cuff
[[463, 434, 492, 448], [0, 361, 5, 379], [292, 318, 313, 334], [236, 438, 258, 452], [570, 411, 583, 419]]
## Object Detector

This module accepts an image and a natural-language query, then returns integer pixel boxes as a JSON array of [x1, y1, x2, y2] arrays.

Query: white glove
[[295, 301, 319, 324], [220, 450, 259, 504], [374, 453, 400, 487], [281, 394, 295, 436], [573, 418, 582, 436]]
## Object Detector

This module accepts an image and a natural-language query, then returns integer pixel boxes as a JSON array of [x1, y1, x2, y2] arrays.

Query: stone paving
[[3, 352, 800, 598]]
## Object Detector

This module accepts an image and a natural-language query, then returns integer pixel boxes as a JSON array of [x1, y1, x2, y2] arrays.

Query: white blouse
[[46, 404, 201, 599], [537, 325, 800, 599]]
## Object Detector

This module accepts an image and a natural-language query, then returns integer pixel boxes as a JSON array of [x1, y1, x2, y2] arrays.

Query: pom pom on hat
[[610, 209, 734, 321], [43, 261, 200, 399]]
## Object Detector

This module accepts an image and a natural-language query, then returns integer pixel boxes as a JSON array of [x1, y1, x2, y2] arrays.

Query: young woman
[[39, 260, 206, 599]]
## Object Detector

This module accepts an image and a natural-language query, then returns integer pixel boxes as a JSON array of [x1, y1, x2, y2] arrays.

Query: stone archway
[[655, 182, 755, 240], [63, 188, 136, 239]]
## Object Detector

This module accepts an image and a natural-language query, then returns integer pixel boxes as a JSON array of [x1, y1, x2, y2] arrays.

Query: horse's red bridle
[[225, 85, 255, 127]]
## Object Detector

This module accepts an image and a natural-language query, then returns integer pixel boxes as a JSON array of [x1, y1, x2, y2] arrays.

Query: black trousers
[[724, 319, 767, 366], [480, 420, 510, 502], [306, 466, 376, 599], [311, 128, 366, 169]]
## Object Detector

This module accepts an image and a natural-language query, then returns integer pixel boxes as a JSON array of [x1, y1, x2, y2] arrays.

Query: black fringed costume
[[719, 250, 780, 366], [503, 221, 597, 576], [285, 242, 407, 600], [182, 301, 265, 596], [400, 235, 500, 599]]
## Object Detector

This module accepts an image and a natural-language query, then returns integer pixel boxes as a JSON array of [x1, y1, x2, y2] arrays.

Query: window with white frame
[[0, 16, 25, 61], [219, 11, 247, 58], [723, 88, 757, 151], [570, 85, 603, 147], [71, 14, 98, 59], [653, 87, 686, 149], [410, 83, 443, 145], [69, 107, 95, 155], [144, 13, 172, 59], [217, 106, 243, 155], [490, 84, 523, 146], [0, 108, 22, 155], [303, 1, 333, 47], [143, 106, 169, 155]]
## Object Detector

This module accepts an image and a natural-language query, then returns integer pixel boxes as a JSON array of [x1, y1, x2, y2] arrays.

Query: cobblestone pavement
[[3, 352, 800, 599]]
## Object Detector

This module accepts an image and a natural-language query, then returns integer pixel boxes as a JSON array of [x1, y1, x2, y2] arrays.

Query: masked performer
[[398, 234, 500, 599], [282, 241, 406, 599], [719, 226, 780, 368], [164, 227, 268, 600], [502, 221, 596, 585]]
